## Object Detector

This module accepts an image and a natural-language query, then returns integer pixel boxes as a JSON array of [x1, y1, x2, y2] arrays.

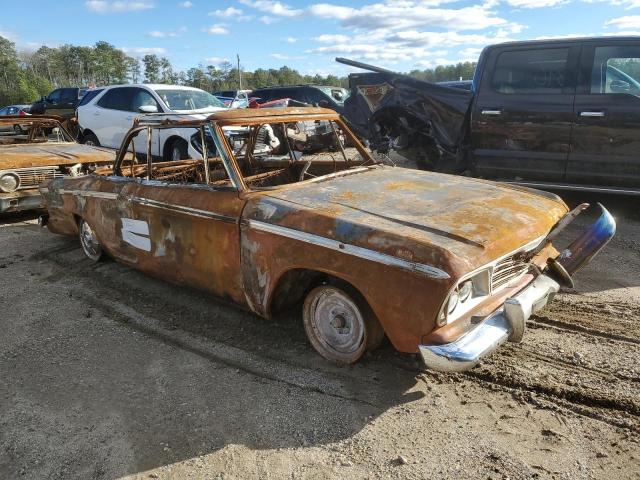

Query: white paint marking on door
[[121, 218, 151, 252]]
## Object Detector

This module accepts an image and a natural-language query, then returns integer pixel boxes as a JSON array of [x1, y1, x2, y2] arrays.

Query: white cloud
[[0, 29, 17, 42], [205, 56, 229, 64], [259, 15, 278, 24], [314, 34, 351, 43], [121, 47, 167, 55], [204, 24, 230, 34], [147, 27, 186, 38], [178, 1, 193, 7], [85, 0, 154, 13], [308, 2, 507, 31], [605, 15, 640, 29], [458, 47, 484, 61], [283, 36, 298, 43], [504, 0, 567, 7], [210, 6, 243, 17], [239, 0, 302, 17], [270, 53, 290, 60]]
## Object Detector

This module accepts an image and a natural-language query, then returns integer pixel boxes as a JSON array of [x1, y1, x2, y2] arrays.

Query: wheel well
[[267, 269, 372, 318], [163, 135, 188, 159], [81, 129, 96, 140]]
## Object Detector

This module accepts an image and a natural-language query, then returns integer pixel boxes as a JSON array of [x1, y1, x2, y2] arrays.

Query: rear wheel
[[168, 139, 188, 161], [303, 284, 383, 364], [81, 132, 100, 146], [78, 219, 103, 262], [13, 124, 24, 134]]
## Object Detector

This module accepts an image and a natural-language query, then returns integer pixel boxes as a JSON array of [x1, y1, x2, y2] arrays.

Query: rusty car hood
[[0, 143, 114, 170], [246, 167, 568, 276]]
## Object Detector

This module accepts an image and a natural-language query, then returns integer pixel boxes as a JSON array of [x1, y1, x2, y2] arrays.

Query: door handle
[[580, 111, 605, 117], [481, 109, 502, 116]]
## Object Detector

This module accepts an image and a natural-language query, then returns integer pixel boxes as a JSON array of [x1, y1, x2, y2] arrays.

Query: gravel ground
[[0, 184, 638, 480]]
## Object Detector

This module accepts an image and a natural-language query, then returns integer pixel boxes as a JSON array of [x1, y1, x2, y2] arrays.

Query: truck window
[[491, 48, 569, 94], [590, 45, 640, 95]]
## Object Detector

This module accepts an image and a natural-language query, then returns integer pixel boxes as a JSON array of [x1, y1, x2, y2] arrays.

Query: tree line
[[0, 36, 477, 106]]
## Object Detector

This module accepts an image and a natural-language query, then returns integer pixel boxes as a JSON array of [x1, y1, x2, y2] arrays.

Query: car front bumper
[[419, 274, 559, 372], [0, 189, 43, 213], [419, 203, 616, 372]]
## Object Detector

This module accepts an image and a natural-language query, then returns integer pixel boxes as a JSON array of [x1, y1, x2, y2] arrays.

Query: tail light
[[19, 110, 25, 116]]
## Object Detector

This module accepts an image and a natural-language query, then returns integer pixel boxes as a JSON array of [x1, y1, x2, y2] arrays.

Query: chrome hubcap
[[311, 288, 364, 354], [80, 221, 100, 259]]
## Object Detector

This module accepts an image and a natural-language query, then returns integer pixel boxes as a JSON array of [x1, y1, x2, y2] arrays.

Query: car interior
[[105, 120, 373, 189]]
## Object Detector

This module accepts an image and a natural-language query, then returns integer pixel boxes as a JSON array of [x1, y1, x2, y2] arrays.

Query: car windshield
[[155, 89, 226, 111], [317, 86, 349, 105]]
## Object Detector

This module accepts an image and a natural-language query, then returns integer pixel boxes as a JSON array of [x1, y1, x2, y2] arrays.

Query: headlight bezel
[[0, 172, 20, 193]]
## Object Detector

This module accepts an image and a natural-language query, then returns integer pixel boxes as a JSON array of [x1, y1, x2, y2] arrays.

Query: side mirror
[[138, 105, 159, 114], [610, 79, 631, 93]]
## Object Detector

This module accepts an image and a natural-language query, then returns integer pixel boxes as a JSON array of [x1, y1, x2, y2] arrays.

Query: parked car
[[341, 36, 640, 194], [0, 115, 113, 213], [30, 87, 87, 119], [212, 89, 252, 108], [77, 84, 228, 160], [250, 85, 349, 113], [0, 105, 31, 133], [39, 107, 614, 371]]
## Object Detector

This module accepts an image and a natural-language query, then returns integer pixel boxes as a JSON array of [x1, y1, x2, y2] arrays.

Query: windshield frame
[[216, 114, 379, 193]]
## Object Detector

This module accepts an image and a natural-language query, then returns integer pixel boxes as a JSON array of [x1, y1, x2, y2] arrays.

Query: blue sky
[[0, 0, 632, 76]]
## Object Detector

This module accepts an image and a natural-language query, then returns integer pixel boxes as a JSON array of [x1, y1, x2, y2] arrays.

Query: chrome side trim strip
[[58, 189, 118, 200], [129, 196, 236, 223], [246, 220, 450, 280]]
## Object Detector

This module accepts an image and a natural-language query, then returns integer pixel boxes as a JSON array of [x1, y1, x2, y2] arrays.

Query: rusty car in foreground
[[39, 107, 616, 371], [0, 115, 113, 213]]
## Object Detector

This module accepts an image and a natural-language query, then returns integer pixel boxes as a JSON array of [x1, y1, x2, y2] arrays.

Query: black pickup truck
[[341, 36, 640, 194]]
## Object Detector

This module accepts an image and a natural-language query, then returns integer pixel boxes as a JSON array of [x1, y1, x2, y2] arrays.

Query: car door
[[471, 44, 579, 181], [567, 41, 640, 187], [58, 88, 78, 118], [94, 88, 136, 148], [128, 87, 163, 156], [45, 89, 63, 112], [116, 152, 246, 303]]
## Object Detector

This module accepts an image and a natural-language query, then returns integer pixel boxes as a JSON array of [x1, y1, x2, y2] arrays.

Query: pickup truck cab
[[342, 36, 640, 194]]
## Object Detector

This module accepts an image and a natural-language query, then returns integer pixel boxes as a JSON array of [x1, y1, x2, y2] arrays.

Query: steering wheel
[[299, 158, 314, 181]]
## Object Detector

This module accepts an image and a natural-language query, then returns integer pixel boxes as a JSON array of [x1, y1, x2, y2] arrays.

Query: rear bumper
[[419, 275, 560, 372], [0, 189, 43, 213]]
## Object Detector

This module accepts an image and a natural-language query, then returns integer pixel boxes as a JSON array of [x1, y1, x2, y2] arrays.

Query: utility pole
[[237, 54, 242, 90]]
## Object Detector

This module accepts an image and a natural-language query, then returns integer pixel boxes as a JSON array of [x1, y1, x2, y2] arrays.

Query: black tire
[[78, 219, 104, 262], [81, 132, 100, 146], [13, 124, 24, 134], [303, 283, 384, 364], [166, 139, 188, 161]]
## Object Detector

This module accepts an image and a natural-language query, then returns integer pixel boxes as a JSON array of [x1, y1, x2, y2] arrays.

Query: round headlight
[[447, 290, 459, 314], [459, 281, 473, 302], [0, 173, 20, 193]]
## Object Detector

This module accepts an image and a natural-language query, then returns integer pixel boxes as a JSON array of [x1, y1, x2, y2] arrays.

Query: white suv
[[77, 84, 227, 160]]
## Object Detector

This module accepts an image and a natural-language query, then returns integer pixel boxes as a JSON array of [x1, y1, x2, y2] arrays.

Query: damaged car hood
[[343, 71, 473, 157], [247, 167, 568, 275], [0, 143, 114, 170]]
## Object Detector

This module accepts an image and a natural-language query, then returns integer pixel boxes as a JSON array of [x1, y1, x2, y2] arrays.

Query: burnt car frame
[[0, 115, 113, 213], [40, 108, 615, 371]]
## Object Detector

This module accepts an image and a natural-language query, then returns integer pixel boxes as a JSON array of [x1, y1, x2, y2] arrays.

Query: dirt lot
[[0, 185, 639, 480]]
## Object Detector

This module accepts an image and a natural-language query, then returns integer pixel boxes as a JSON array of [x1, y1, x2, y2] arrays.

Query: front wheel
[[78, 219, 104, 262], [303, 284, 383, 364], [168, 139, 188, 161]]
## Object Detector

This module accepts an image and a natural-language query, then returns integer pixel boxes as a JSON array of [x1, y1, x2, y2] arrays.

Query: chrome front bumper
[[419, 274, 560, 372], [0, 189, 43, 213]]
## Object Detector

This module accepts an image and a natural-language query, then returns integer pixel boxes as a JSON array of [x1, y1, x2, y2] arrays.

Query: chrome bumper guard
[[419, 275, 559, 372]]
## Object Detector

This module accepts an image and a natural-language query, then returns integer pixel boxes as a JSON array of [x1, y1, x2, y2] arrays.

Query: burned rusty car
[[0, 115, 113, 213], [40, 108, 615, 371]]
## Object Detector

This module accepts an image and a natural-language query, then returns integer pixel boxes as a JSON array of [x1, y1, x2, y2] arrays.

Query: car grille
[[16, 167, 63, 189], [491, 255, 530, 291]]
